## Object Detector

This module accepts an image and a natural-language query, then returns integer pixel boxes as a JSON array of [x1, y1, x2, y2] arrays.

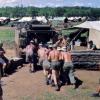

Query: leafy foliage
[[0, 6, 100, 17]]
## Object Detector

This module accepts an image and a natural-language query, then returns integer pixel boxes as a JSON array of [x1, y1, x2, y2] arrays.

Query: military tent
[[74, 21, 100, 48], [18, 17, 33, 22]]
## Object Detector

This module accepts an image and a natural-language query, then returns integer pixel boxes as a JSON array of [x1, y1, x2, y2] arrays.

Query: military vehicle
[[15, 20, 57, 57]]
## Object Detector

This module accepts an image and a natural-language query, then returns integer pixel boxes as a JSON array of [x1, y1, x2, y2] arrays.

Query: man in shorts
[[38, 43, 44, 67], [38, 44, 51, 85], [48, 45, 62, 91], [25, 40, 36, 72]]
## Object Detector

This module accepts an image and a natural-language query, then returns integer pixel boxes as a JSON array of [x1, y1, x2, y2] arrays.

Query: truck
[[14, 20, 57, 57]]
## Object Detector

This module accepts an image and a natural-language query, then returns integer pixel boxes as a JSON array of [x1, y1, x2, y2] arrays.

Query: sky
[[0, 0, 100, 8]]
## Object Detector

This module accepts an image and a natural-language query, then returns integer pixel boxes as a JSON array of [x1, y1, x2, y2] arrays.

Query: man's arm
[[38, 50, 40, 57], [48, 52, 51, 61]]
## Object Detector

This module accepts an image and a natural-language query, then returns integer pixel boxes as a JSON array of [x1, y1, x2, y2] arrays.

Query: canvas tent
[[36, 16, 47, 23], [74, 21, 100, 48], [18, 17, 33, 22]]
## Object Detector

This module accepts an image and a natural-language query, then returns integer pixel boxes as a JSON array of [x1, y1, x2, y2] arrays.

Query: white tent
[[36, 16, 47, 23], [74, 21, 100, 48], [18, 17, 33, 22], [53, 17, 66, 21]]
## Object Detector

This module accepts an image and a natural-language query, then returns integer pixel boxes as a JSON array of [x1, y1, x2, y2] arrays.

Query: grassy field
[[0, 29, 15, 42], [36, 88, 100, 100]]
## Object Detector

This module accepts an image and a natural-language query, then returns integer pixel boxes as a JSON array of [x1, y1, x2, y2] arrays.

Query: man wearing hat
[[25, 40, 36, 72], [61, 47, 83, 89], [48, 45, 62, 91], [38, 43, 43, 66], [38, 44, 51, 85], [87, 40, 97, 50]]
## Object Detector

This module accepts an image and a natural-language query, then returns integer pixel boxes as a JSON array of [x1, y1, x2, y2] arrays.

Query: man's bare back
[[38, 47, 48, 60], [62, 51, 72, 62], [48, 49, 60, 61]]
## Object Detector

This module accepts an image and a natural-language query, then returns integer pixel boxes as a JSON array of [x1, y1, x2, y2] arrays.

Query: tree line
[[0, 6, 100, 18]]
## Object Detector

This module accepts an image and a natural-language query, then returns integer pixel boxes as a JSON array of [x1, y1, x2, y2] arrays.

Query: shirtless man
[[61, 47, 83, 89], [38, 44, 51, 85], [38, 44, 45, 66], [48, 46, 61, 91], [0, 43, 9, 77], [25, 40, 36, 72], [0, 68, 3, 100]]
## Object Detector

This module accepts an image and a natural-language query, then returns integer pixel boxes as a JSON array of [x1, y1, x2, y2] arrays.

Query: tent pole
[[70, 28, 84, 51]]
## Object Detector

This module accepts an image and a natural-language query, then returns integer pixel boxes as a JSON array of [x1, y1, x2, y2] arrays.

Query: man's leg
[[52, 69, 59, 91], [68, 68, 76, 85], [56, 70, 61, 85], [63, 69, 70, 85], [52, 70, 57, 85], [2, 63, 6, 77], [96, 85, 100, 93], [47, 69, 52, 85], [47, 69, 52, 80], [43, 69, 49, 85], [29, 56, 35, 73], [0, 83, 3, 100], [26, 54, 32, 72], [32, 55, 37, 72], [30, 63, 36, 73], [91, 85, 100, 97], [69, 68, 83, 89], [32, 63, 35, 72], [29, 63, 32, 72]]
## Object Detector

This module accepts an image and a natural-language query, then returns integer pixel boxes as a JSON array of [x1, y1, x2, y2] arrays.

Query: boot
[[55, 85, 60, 91], [91, 93, 100, 97], [74, 80, 83, 89]]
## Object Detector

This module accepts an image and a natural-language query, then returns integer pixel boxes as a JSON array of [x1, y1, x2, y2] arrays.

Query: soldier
[[0, 67, 3, 100], [38, 43, 44, 67], [61, 47, 83, 89], [87, 40, 97, 50], [0, 42, 9, 77], [38, 44, 51, 85], [48, 45, 62, 91], [25, 40, 36, 72]]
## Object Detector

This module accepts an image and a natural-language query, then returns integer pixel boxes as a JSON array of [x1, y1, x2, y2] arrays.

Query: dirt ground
[[1, 49, 100, 100], [0, 24, 100, 100]]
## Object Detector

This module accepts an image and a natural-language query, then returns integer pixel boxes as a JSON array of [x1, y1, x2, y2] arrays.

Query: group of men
[[0, 37, 99, 99], [25, 39, 83, 91]]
